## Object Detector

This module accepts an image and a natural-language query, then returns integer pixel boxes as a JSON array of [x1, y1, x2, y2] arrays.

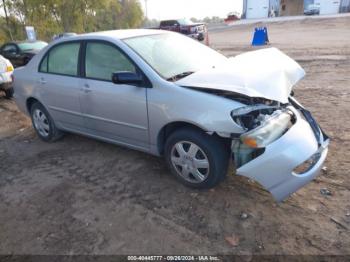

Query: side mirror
[[112, 71, 143, 85]]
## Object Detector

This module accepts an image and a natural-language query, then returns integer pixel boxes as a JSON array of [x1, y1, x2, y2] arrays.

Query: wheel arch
[[156, 121, 231, 156], [26, 97, 40, 114], [157, 121, 207, 155]]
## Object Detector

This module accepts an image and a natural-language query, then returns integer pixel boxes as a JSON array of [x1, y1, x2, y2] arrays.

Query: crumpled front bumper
[[236, 107, 329, 202]]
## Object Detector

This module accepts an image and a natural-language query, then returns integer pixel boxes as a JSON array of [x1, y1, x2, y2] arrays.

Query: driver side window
[[85, 42, 136, 81]]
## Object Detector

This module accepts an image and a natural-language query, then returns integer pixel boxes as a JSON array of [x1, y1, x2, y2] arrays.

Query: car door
[[80, 41, 149, 150], [38, 41, 85, 132]]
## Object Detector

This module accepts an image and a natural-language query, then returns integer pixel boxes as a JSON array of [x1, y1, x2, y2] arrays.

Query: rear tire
[[4, 88, 14, 99], [164, 128, 230, 189], [30, 102, 63, 142]]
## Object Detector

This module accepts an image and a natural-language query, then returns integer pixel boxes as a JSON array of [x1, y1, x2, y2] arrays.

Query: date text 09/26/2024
[[127, 255, 220, 261]]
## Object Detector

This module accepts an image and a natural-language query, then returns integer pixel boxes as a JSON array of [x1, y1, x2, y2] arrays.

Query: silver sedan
[[13, 29, 329, 201]]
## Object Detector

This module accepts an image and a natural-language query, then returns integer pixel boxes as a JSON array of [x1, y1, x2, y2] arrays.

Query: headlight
[[240, 110, 291, 148], [231, 104, 278, 117]]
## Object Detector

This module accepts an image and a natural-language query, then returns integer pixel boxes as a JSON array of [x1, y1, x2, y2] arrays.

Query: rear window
[[177, 19, 194, 25], [160, 20, 178, 26], [39, 42, 80, 76]]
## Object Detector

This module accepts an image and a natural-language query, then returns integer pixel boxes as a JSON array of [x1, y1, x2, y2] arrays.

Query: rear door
[[79, 41, 149, 150], [38, 41, 85, 131]]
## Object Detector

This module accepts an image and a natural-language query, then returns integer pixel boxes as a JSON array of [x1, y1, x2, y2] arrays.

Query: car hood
[[176, 47, 305, 104]]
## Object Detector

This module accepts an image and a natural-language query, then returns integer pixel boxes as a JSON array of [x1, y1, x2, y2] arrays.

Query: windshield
[[177, 18, 194, 25], [18, 41, 48, 51], [123, 33, 227, 80]]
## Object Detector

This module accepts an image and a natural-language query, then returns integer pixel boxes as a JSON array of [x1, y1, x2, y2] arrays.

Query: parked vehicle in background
[[52, 32, 77, 41], [0, 41, 48, 68], [0, 55, 14, 98], [224, 12, 240, 24], [304, 4, 320, 15], [158, 19, 206, 41], [13, 29, 329, 202]]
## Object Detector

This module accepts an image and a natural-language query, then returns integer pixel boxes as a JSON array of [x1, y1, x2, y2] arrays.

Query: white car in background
[[304, 4, 320, 15], [0, 55, 14, 98]]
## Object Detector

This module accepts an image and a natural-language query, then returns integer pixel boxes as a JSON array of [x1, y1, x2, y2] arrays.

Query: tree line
[[0, 0, 144, 43]]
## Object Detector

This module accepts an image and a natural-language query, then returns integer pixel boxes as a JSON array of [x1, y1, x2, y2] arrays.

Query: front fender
[[147, 82, 246, 153]]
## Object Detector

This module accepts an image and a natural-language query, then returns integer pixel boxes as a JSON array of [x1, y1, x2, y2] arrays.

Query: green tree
[[95, 0, 144, 30], [0, 0, 144, 43], [119, 0, 144, 29]]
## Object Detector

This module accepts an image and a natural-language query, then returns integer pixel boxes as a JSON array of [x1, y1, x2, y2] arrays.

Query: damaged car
[[13, 30, 329, 201]]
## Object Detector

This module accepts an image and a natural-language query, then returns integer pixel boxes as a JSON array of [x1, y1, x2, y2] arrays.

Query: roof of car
[[79, 29, 168, 40], [49, 29, 171, 46]]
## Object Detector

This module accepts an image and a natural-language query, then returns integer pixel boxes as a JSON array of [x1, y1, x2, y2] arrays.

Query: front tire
[[164, 128, 230, 189], [30, 102, 63, 142]]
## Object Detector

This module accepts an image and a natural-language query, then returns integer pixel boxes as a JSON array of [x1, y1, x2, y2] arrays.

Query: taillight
[[6, 65, 14, 72]]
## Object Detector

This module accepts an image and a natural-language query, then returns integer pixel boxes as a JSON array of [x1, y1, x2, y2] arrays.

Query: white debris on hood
[[176, 47, 305, 104]]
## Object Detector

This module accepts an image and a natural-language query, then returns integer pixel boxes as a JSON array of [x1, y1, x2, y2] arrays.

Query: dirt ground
[[0, 16, 350, 256]]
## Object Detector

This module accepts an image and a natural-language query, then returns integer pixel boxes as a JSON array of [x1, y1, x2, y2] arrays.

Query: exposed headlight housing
[[240, 110, 291, 148]]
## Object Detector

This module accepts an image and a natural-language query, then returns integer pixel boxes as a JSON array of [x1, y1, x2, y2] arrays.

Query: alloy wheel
[[32, 109, 50, 137]]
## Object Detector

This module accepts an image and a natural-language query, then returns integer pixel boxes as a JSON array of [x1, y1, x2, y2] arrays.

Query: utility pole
[[2, 0, 13, 41]]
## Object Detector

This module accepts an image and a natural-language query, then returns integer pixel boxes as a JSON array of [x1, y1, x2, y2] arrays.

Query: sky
[[139, 0, 243, 20]]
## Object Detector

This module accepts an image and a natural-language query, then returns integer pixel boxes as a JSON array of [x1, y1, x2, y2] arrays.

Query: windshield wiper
[[167, 71, 194, 81]]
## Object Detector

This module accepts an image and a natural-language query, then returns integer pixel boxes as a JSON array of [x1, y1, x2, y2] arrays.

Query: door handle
[[82, 83, 92, 93]]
